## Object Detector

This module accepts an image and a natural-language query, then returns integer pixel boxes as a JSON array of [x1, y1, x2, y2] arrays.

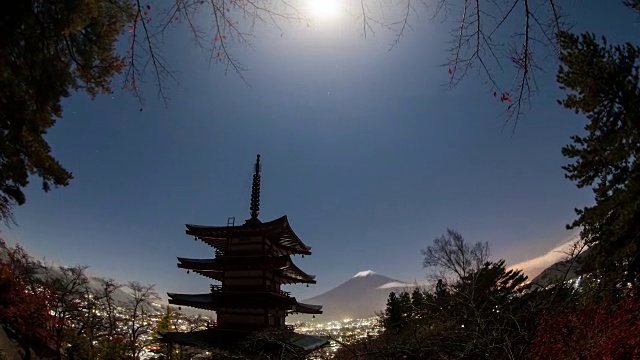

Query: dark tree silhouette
[[0, 0, 131, 223], [558, 30, 640, 286], [422, 228, 489, 280]]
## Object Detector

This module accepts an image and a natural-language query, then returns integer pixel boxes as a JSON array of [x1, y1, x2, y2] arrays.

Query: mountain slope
[[530, 247, 592, 288], [292, 270, 414, 323]]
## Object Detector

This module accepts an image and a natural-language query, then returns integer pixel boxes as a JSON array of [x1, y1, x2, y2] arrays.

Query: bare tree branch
[[119, 0, 307, 107], [355, 0, 566, 131], [422, 228, 490, 281]]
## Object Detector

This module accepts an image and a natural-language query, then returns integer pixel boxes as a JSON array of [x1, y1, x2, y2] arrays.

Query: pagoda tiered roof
[[189, 269, 223, 282], [168, 292, 323, 315], [164, 155, 326, 354], [177, 255, 290, 270], [279, 260, 317, 284], [177, 255, 317, 284], [186, 215, 312, 255], [291, 302, 324, 314]]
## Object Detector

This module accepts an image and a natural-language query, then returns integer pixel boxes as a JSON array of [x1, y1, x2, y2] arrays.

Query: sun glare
[[307, 0, 341, 20]]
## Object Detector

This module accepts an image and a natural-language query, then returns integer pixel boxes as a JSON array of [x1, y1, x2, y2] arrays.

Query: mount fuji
[[291, 270, 416, 323]]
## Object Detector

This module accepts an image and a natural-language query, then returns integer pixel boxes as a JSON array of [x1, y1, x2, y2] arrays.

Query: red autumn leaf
[[531, 294, 640, 360], [0, 245, 60, 354]]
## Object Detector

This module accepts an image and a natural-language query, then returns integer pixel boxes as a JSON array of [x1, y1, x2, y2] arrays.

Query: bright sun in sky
[[307, 0, 341, 20]]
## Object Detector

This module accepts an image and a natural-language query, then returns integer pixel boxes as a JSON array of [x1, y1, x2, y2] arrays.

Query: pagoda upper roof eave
[[185, 215, 312, 255], [177, 255, 291, 271]]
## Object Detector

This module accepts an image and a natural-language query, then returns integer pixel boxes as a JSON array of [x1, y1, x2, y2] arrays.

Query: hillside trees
[[149, 306, 207, 360], [0, 243, 57, 359], [98, 278, 124, 338], [125, 281, 161, 359], [149, 306, 176, 359], [381, 292, 405, 333], [363, 223, 640, 359], [63, 282, 109, 359], [369, 231, 536, 359], [0, 241, 184, 360], [44, 265, 92, 360], [446, 260, 533, 359]]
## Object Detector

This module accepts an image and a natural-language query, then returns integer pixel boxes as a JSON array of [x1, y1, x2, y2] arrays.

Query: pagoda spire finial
[[249, 154, 261, 220]]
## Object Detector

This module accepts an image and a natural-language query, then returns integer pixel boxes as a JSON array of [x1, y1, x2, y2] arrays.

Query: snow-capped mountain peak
[[293, 271, 411, 322], [353, 270, 377, 278]]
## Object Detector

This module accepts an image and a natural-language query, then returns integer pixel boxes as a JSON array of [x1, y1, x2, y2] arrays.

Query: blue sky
[[3, 0, 637, 300]]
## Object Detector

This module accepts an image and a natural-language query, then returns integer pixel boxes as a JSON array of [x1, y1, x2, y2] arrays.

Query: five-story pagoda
[[161, 155, 327, 352]]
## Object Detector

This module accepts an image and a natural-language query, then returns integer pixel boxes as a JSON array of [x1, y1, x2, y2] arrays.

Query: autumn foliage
[[0, 240, 210, 359], [336, 230, 640, 360], [0, 242, 58, 357], [531, 292, 640, 360]]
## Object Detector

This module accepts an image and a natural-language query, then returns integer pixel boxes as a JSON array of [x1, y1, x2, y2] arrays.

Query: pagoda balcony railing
[[274, 289, 291, 297], [209, 285, 290, 297]]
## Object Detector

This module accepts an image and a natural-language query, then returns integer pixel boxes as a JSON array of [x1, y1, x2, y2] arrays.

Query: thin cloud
[[377, 281, 412, 289], [509, 231, 583, 278], [377, 279, 433, 289]]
